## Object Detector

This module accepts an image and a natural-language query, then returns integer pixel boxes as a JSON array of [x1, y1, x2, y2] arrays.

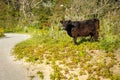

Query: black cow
[[60, 18, 99, 44]]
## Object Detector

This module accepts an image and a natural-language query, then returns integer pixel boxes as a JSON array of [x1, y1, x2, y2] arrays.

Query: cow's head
[[60, 20, 71, 30]]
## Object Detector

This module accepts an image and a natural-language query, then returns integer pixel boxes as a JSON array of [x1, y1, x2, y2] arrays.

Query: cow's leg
[[94, 31, 99, 41], [90, 35, 93, 41], [73, 37, 77, 45], [89, 33, 94, 41]]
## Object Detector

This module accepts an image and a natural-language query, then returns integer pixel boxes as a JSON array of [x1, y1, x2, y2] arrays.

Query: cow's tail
[[94, 18, 99, 30], [94, 18, 100, 40]]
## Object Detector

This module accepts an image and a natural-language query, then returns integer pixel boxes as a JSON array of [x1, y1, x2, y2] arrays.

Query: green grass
[[13, 28, 120, 79], [13, 29, 100, 61], [37, 71, 44, 79]]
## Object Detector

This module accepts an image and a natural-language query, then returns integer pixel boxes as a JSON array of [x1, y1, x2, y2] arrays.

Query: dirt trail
[[0, 33, 30, 80]]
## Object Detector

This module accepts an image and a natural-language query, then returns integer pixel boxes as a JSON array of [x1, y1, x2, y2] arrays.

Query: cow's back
[[80, 18, 99, 30], [71, 18, 99, 37]]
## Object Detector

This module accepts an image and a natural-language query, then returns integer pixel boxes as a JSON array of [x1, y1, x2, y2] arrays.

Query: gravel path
[[0, 33, 30, 80]]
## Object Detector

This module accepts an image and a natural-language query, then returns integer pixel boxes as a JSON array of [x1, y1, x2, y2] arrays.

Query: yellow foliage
[[0, 28, 4, 37], [0, 28, 4, 32]]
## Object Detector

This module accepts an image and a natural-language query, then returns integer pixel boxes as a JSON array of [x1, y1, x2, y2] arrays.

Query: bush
[[100, 34, 120, 52], [0, 27, 4, 37]]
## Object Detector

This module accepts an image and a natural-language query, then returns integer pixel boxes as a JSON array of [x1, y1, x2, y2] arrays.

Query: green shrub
[[0, 27, 4, 37], [100, 34, 120, 52]]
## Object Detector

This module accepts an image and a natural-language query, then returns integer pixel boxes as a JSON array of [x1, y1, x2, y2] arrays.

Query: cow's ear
[[60, 20, 63, 24], [68, 20, 71, 23]]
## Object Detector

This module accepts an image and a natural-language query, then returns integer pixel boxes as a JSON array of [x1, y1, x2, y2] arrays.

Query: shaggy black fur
[[60, 18, 99, 44]]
